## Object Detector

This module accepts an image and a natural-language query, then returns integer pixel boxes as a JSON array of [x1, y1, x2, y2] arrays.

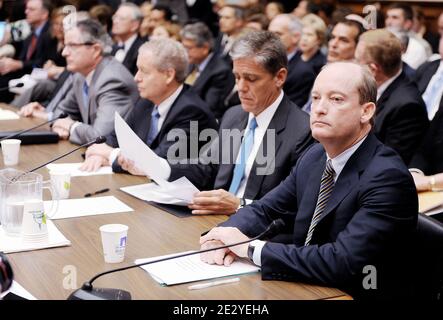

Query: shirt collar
[[377, 68, 402, 100], [119, 34, 138, 52], [247, 90, 284, 130], [326, 135, 368, 181], [85, 69, 95, 86], [156, 84, 184, 119], [198, 53, 213, 73]]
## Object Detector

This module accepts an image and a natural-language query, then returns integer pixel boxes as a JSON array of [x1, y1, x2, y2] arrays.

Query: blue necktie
[[228, 118, 258, 195], [146, 107, 160, 145], [82, 81, 89, 109], [422, 68, 443, 120]]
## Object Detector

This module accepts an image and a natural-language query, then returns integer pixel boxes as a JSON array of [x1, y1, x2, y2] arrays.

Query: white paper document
[[0, 220, 71, 253], [44, 196, 133, 220], [46, 162, 113, 177], [0, 108, 19, 120], [121, 177, 200, 205], [0, 281, 38, 300], [135, 251, 260, 286]]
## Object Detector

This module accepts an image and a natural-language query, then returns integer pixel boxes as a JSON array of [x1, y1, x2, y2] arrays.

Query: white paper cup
[[21, 199, 48, 238], [1, 139, 21, 166], [99, 224, 128, 263], [50, 170, 71, 200]]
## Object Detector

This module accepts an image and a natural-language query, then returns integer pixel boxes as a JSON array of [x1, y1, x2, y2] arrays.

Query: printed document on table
[[135, 251, 260, 286], [120, 182, 188, 205], [46, 162, 113, 177], [44, 196, 133, 219], [0, 108, 19, 120]]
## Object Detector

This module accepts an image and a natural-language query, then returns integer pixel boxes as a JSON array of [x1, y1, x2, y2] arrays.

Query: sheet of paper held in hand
[[44, 196, 133, 219], [46, 162, 113, 177], [114, 112, 199, 204], [135, 251, 260, 286]]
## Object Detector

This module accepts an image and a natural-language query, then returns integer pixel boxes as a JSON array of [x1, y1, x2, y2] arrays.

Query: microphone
[[0, 112, 69, 142], [0, 252, 14, 295], [0, 82, 24, 93], [9, 136, 107, 183], [67, 219, 286, 300]]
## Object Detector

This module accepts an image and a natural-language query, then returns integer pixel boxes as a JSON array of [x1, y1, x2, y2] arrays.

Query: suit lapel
[[193, 55, 215, 91]]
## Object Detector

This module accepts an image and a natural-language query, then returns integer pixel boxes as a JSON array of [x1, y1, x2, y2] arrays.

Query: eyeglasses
[[64, 42, 96, 50]]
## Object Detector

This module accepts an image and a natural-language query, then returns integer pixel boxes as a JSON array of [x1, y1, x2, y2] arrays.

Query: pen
[[84, 188, 110, 197], [188, 277, 240, 290]]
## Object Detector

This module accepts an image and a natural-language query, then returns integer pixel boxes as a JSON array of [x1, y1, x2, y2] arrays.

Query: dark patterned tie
[[26, 33, 37, 61], [305, 159, 335, 246]]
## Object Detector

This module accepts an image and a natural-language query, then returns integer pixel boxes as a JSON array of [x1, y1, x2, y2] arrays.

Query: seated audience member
[[89, 4, 113, 33], [0, 0, 57, 103], [145, 4, 173, 37], [199, 62, 418, 300], [385, 2, 432, 69], [118, 31, 313, 215], [151, 23, 181, 41], [139, 1, 153, 38], [354, 29, 429, 164], [268, 14, 316, 107], [410, 35, 443, 191], [300, 13, 327, 75], [327, 19, 364, 63], [50, 19, 138, 145], [111, 2, 146, 76], [80, 38, 218, 173], [245, 14, 269, 31], [181, 22, 235, 120], [265, 2, 284, 21]]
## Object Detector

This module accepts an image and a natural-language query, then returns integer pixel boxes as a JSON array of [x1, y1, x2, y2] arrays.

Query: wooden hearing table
[[0, 105, 350, 300]]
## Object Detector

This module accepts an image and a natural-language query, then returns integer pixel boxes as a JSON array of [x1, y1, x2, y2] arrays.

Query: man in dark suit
[[181, 22, 235, 120], [80, 38, 217, 173], [147, 31, 313, 216], [409, 35, 443, 191], [268, 14, 316, 107], [111, 2, 146, 75], [199, 61, 418, 299], [354, 29, 429, 165], [0, 0, 56, 102]]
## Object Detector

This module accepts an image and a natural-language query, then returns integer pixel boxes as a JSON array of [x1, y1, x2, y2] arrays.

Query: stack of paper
[[44, 196, 133, 220], [135, 251, 260, 286], [46, 162, 113, 176], [0, 108, 19, 120], [0, 220, 71, 253]]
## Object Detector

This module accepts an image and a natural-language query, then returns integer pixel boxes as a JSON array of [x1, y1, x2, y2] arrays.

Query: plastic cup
[[49, 170, 71, 200], [99, 224, 128, 263], [1, 139, 21, 166]]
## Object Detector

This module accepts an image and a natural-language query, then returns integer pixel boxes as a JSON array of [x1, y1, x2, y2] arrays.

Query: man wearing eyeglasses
[[50, 19, 138, 145]]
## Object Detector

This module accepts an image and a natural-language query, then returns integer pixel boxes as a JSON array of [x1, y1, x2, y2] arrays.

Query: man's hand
[[79, 155, 108, 172], [118, 155, 146, 176], [85, 143, 114, 160], [412, 172, 431, 192], [52, 117, 75, 139], [199, 227, 250, 265], [188, 189, 240, 215], [19, 102, 47, 119], [0, 57, 23, 75]]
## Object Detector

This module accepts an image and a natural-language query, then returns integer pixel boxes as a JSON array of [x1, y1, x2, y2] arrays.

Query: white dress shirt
[[114, 34, 137, 63], [422, 60, 443, 121]]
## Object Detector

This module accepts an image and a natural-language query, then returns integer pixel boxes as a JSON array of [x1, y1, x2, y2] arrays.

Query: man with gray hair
[[199, 61, 418, 299], [111, 2, 146, 75], [80, 38, 217, 174], [51, 19, 138, 145], [181, 22, 235, 119], [126, 31, 312, 216], [268, 14, 316, 107]]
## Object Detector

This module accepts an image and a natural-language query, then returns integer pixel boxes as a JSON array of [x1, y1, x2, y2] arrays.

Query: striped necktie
[[305, 159, 335, 246]]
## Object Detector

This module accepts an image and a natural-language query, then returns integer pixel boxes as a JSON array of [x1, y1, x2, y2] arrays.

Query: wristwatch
[[239, 198, 246, 208], [247, 240, 260, 261]]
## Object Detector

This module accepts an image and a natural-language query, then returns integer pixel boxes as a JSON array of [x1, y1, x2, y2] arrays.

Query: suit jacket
[[54, 56, 139, 145], [111, 36, 146, 75], [17, 21, 57, 73], [222, 133, 418, 299], [414, 59, 441, 94], [189, 54, 235, 119], [169, 95, 314, 200], [107, 85, 218, 172], [409, 97, 443, 175], [374, 70, 429, 164], [306, 50, 326, 75], [284, 52, 316, 107]]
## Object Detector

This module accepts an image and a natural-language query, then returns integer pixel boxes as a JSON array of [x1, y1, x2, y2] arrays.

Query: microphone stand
[[68, 219, 285, 300]]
